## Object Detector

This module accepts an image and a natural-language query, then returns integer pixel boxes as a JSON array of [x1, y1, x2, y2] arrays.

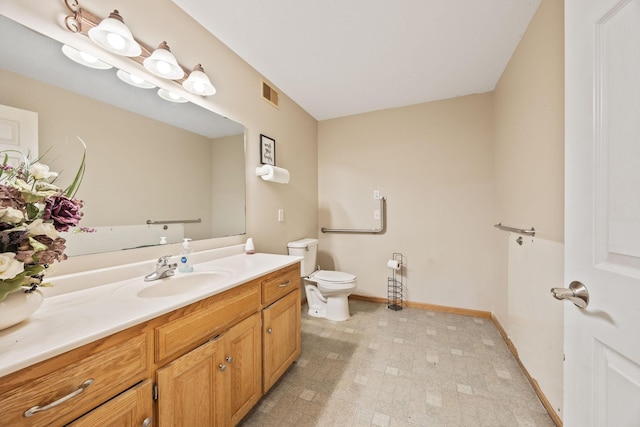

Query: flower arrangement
[[0, 143, 87, 303]]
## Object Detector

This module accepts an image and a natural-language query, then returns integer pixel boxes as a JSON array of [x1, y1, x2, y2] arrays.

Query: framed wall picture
[[260, 134, 275, 165]]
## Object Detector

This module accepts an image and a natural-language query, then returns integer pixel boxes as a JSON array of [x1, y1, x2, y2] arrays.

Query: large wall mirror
[[0, 15, 246, 256]]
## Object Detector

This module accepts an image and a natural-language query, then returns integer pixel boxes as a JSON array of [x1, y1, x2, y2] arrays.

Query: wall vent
[[261, 79, 279, 108]]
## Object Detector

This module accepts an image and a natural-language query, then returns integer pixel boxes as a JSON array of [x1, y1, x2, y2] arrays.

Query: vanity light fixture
[[61, 44, 112, 70], [87, 10, 141, 57], [183, 64, 216, 96], [116, 70, 155, 89], [143, 42, 184, 80], [157, 88, 188, 103], [64, 0, 216, 97]]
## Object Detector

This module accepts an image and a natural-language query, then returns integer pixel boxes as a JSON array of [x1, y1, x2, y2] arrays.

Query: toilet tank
[[287, 238, 318, 277]]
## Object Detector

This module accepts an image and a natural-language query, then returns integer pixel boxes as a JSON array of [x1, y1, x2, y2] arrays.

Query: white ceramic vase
[[0, 288, 44, 331]]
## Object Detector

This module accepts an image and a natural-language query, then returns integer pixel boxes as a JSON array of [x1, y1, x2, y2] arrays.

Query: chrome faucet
[[144, 255, 177, 281]]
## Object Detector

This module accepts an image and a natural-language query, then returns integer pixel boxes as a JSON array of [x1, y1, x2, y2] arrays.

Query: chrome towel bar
[[146, 218, 202, 225], [494, 222, 536, 237], [321, 197, 386, 234]]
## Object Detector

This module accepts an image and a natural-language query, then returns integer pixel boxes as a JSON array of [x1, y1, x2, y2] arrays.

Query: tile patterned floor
[[239, 299, 556, 427]]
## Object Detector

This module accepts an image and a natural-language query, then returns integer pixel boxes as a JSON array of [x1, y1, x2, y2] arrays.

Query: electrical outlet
[[278, 209, 284, 222], [374, 209, 380, 220], [373, 190, 380, 200]]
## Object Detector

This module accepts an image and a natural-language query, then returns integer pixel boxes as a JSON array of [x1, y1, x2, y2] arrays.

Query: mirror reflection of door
[[0, 104, 38, 163]]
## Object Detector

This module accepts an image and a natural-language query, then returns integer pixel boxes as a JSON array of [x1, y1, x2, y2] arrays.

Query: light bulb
[[79, 51, 98, 64], [192, 81, 205, 93], [156, 61, 171, 76], [129, 74, 145, 85], [106, 32, 125, 51]]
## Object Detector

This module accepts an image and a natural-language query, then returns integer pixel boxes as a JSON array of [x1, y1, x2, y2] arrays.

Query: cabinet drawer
[[155, 281, 260, 363], [66, 380, 153, 427], [0, 333, 148, 427], [261, 263, 300, 306]]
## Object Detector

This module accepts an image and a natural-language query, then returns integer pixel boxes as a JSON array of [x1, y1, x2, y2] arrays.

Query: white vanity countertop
[[0, 252, 302, 377]]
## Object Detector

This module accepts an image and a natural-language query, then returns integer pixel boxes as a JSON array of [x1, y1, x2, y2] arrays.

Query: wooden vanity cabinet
[[0, 262, 301, 427], [260, 263, 302, 393], [0, 326, 151, 427], [155, 312, 261, 427]]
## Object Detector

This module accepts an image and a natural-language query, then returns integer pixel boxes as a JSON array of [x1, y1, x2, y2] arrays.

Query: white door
[[565, 0, 640, 425]]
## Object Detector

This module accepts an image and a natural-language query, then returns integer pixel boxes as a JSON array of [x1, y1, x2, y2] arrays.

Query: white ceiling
[[172, 0, 541, 121]]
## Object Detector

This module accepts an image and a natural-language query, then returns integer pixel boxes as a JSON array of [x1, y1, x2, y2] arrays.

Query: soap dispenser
[[245, 237, 255, 255], [179, 238, 194, 272]]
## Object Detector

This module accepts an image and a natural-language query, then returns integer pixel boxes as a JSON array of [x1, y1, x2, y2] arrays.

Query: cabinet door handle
[[225, 355, 233, 363], [24, 379, 94, 417], [267, 327, 273, 334], [219, 363, 227, 372], [278, 281, 290, 288], [142, 417, 153, 427]]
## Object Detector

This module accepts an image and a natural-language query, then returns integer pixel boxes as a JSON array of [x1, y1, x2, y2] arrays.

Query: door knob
[[550, 281, 589, 308]]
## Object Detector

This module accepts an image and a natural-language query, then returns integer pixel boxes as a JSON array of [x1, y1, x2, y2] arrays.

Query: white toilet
[[287, 238, 357, 321]]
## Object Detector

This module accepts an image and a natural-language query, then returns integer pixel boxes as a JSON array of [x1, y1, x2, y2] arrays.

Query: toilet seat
[[310, 270, 356, 284], [309, 270, 356, 291]]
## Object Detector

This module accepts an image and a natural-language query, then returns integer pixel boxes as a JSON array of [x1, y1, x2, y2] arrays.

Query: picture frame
[[260, 134, 276, 166]]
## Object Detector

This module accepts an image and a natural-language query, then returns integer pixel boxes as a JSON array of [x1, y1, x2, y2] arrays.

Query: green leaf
[[0, 276, 26, 302], [64, 137, 87, 199]]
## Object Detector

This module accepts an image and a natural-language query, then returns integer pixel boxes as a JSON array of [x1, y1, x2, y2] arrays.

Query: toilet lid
[[313, 270, 356, 283]]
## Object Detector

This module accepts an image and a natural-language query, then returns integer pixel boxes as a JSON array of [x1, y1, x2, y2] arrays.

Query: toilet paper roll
[[255, 165, 290, 184], [387, 259, 401, 270]]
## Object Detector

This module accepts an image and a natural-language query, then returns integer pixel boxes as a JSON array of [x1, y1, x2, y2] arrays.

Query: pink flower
[[44, 195, 84, 232]]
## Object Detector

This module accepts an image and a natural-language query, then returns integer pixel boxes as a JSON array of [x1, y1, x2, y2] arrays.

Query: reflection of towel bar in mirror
[[493, 222, 536, 237], [321, 197, 386, 234], [146, 218, 202, 225]]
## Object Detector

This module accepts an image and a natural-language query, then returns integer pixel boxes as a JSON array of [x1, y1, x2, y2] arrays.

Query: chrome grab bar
[[146, 218, 202, 225], [321, 197, 386, 234], [494, 222, 536, 237]]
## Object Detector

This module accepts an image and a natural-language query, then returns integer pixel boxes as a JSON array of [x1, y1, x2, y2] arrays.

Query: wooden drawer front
[[67, 380, 153, 427], [155, 281, 260, 363], [0, 333, 148, 427], [261, 263, 300, 306]]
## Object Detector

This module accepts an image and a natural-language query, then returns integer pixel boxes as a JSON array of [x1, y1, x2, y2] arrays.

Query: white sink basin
[[113, 269, 233, 299]]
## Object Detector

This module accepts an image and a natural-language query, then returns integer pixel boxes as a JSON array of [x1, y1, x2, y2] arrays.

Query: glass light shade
[[116, 70, 155, 89], [143, 42, 184, 80], [182, 64, 216, 96], [87, 10, 142, 57], [157, 88, 188, 103], [61, 45, 112, 70]]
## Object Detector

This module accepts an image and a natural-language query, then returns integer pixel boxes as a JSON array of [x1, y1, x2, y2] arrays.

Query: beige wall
[[493, 1, 564, 244], [317, 0, 563, 318], [318, 94, 495, 311], [491, 0, 564, 418], [492, 0, 564, 321], [0, 0, 318, 273]]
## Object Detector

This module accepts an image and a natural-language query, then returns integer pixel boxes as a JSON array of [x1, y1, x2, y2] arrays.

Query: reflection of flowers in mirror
[[0, 138, 91, 304]]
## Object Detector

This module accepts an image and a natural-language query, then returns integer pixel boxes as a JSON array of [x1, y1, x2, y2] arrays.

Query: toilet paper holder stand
[[387, 252, 404, 311]]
